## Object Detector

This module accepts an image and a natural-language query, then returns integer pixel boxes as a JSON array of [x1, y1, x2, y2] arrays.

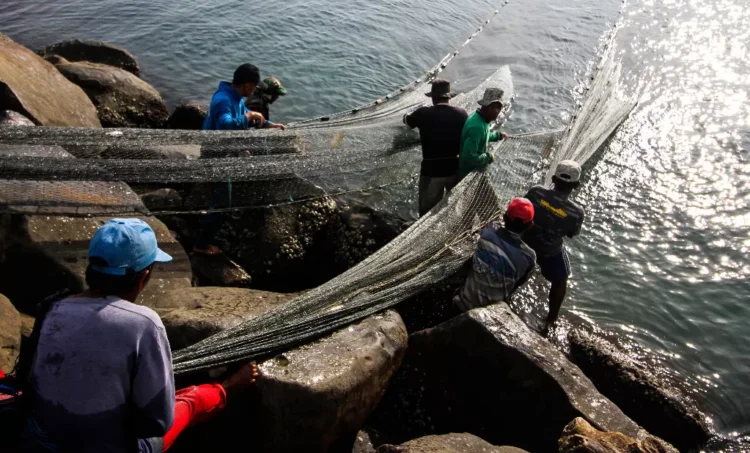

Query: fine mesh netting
[[170, 31, 635, 375], [0, 9, 508, 217], [0, 9, 634, 374]]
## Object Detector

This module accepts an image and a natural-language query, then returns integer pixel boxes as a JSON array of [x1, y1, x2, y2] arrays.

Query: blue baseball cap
[[88, 218, 172, 276]]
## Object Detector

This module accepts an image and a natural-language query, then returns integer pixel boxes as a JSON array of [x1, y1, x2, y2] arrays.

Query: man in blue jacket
[[204, 63, 271, 131], [195, 63, 284, 255]]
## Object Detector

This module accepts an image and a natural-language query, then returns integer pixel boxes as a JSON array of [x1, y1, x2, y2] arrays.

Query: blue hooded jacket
[[203, 81, 269, 130]]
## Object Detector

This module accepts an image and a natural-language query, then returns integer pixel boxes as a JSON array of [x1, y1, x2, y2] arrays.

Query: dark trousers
[[418, 174, 458, 216]]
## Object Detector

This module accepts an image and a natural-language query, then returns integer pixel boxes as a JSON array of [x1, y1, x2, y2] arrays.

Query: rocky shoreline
[[0, 34, 717, 452]]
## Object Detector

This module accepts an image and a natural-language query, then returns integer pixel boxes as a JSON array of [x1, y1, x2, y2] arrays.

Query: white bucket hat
[[478, 88, 505, 107]]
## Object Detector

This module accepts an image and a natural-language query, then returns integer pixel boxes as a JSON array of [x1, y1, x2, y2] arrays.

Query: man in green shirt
[[458, 88, 508, 179]]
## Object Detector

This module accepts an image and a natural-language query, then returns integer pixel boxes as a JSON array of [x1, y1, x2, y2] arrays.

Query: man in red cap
[[455, 198, 537, 311]]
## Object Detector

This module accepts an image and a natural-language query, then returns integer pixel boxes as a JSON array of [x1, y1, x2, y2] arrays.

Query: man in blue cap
[[21, 218, 258, 452]]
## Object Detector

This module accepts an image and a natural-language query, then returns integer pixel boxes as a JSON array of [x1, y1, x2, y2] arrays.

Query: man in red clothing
[[4, 219, 259, 452]]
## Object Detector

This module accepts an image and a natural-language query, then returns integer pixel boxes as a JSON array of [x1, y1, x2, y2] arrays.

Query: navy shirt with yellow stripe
[[522, 185, 585, 257]]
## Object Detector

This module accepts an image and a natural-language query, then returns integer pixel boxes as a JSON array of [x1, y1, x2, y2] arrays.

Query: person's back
[[522, 160, 585, 334], [522, 185, 584, 257], [31, 296, 173, 453], [407, 104, 468, 176], [404, 79, 468, 216], [456, 198, 537, 311]]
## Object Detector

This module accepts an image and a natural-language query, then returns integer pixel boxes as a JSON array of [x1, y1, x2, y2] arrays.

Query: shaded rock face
[[369, 303, 643, 452], [37, 39, 140, 77], [157, 287, 295, 351], [377, 433, 530, 453], [0, 293, 23, 372], [0, 110, 34, 127], [559, 418, 678, 453], [168, 102, 207, 130], [567, 328, 713, 451], [0, 213, 191, 316], [140, 188, 183, 211], [189, 253, 252, 288], [172, 310, 408, 453], [0, 34, 100, 127], [47, 56, 168, 128]]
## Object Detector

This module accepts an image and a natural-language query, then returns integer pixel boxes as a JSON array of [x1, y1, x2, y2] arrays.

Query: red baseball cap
[[506, 197, 534, 223]]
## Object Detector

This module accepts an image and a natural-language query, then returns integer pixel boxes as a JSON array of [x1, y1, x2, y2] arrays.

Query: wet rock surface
[[140, 188, 184, 211], [377, 433, 530, 453], [0, 293, 23, 372], [189, 253, 252, 288], [157, 287, 296, 351], [559, 418, 678, 453], [369, 303, 644, 452], [0, 110, 35, 127], [37, 39, 141, 77], [567, 327, 713, 451], [0, 34, 101, 127], [172, 310, 408, 453], [0, 213, 191, 315], [168, 101, 207, 130], [47, 56, 169, 128]]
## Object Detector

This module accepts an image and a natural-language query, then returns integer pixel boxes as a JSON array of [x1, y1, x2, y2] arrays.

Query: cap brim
[[425, 92, 456, 99], [478, 99, 504, 107], [154, 248, 172, 263], [277, 87, 287, 95]]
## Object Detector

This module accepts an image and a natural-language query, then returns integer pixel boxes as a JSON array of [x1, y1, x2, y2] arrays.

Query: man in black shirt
[[404, 79, 469, 216]]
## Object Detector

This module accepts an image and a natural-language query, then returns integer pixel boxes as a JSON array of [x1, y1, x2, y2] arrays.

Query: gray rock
[[0, 110, 34, 127], [168, 102, 207, 130], [172, 310, 408, 453], [0, 293, 22, 372], [567, 328, 713, 451], [48, 56, 168, 128], [370, 303, 645, 452], [559, 418, 678, 453], [377, 433, 529, 453], [189, 253, 252, 289], [37, 39, 141, 77], [0, 34, 101, 127], [157, 287, 295, 350], [141, 188, 183, 211], [0, 213, 191, 315], [353, 430, 377, 453]]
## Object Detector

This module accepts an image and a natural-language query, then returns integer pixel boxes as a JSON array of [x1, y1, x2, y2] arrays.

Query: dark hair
[[232, 63, 261, 85], [85, 257, 151, 295], [552, 175, 580, 193], [503, 214, 533, 234]]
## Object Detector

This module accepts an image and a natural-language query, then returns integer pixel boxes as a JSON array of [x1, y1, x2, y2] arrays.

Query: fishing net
[[0, 5, 634, 374], [170, 31, 635, 375]]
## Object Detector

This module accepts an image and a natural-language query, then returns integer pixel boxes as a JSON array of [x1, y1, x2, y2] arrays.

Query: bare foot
[[221, 362, 259, 393], [193, 244, 223, 256]]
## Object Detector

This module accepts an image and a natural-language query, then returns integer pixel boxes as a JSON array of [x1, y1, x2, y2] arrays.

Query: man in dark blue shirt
[[523, 160, 585, 334]]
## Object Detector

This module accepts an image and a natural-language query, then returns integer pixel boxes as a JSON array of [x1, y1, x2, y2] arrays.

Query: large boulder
[[47, 56, 168, 128], [0, 110, 34, 127], [0, 293, 23, 372], [369, 303, 646, 452], [567, 328, 713, 451], [157, 287, 296, 350], [0, 34, 100, 127], [377, 434, 529, 453], [168, 102, 207, 130], [37, 39, 141, 77], [172, 310, 408, 453], [0, 149, 190, 316], [559, 418, 678, 453]]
